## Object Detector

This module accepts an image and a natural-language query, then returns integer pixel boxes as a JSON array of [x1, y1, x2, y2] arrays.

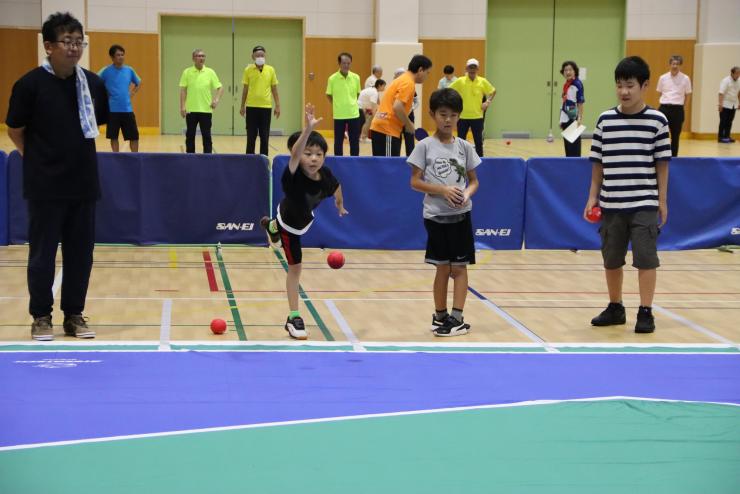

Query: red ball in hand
[[327, 251, 345, 269], [586, 206, 602, 223]]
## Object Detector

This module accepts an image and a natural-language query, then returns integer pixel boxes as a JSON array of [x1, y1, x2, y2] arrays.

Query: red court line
[[202, 251, 219, 292]]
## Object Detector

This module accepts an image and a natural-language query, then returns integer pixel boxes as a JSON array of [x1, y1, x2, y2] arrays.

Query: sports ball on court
[[506, 140, 511, 145], [327, 251, 345, 269], [210, 318, 227, 334], [586, 206, 602, 223]]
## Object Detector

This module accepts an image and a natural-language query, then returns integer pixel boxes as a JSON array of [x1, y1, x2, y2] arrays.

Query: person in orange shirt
[[370, 55, 432, 156]]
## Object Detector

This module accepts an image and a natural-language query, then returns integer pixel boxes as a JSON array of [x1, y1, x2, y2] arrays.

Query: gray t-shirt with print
[[407, 136, 481, 220]]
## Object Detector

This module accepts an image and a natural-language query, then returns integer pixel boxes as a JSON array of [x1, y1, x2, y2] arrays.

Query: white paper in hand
[[561, 120, 586, 143]]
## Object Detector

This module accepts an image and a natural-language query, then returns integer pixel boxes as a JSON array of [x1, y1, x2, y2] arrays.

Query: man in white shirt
[[656, 55, 691, 156], [718, 66, 740, 143], [364, 65, 383, 89]]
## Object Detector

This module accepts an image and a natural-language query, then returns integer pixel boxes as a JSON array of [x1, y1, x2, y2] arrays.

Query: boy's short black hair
[[287, 130, 328, 154], [615, 56, 650, 86], [42, 12, 83, 43], [374, 79, 386, 89], [408, 55, 433, 73], [443, 65, 455, 75], [560, 60, 579, 77], [109, 44, 124, 57], [337, 52, 352, 64], [429, 88, 462, 113]]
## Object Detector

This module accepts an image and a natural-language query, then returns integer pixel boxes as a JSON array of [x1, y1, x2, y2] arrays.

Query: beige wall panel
[[0, 28, 41, 124]]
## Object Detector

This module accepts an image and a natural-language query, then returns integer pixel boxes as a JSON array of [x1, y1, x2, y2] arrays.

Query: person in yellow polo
[[239, 45, 280, 156], [449, 58, 495, 157], [179, 49, 223, 153], [326, 52, 362, 156]]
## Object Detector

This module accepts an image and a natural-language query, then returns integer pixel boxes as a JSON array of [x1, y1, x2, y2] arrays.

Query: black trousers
[[245, 107, 272, 155], [560, 120, 582, 157], [658, 104, 684, 157], [27, 200, 96, 318], [371, 131, 402, 156], [185, 112, 213, 153], [457, 118, 485, 157], [718, 107, 736, 140], [333, 113, 362, 156], [403, 110, 416, 156]]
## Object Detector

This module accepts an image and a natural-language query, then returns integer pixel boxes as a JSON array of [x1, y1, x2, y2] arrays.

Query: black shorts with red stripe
[[276, 221, 303, 265]]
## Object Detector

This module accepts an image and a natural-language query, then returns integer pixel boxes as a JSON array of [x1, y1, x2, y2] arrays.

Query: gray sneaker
[[31, 315, 54, 341], [63, 314, 95, 339]]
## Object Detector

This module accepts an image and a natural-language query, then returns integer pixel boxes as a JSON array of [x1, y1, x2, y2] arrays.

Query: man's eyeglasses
[[55, 39, 88, 49]]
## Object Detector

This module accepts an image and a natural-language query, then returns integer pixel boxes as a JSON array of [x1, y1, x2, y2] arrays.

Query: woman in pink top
[[657, 55, 692, 156]]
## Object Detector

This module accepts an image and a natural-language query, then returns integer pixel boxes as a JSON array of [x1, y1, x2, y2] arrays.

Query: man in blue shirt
[[98, 44, 141, 152]]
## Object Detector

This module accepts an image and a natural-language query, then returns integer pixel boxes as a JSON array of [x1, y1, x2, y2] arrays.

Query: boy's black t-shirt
[[5, 67, 109, 200], [278, 165, 339, 231]]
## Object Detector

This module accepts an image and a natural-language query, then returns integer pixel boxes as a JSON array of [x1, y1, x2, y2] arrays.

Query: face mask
[[255, 57, 265, 66]]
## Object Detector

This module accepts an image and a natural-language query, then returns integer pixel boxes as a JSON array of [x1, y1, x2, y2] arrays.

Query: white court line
[[159, 299, 172, 351], [51, 267, 63, 298], [324, 299, 366, 352], [475, 297, 558, 353], [653, 304, 740, 349], [2, 395, 738, 452]]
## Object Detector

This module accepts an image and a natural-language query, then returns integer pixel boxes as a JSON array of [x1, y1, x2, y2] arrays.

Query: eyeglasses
[[55, 39, 88, 49]]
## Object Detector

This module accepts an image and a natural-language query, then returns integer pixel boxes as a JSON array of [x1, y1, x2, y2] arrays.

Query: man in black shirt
[[5, 12, 108, 341]]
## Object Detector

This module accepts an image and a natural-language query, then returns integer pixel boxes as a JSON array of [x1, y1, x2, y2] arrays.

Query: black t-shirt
[[278, 165, 339, 231], [5, 67, 109, 200]]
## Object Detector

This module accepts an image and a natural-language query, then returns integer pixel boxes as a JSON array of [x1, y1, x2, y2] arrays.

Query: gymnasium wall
[[0, 28, 39, 124]]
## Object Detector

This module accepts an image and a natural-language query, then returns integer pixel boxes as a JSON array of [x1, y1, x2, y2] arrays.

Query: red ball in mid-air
[[327, 251, 345, 269], [210, 318, 227, 334], [586, 206, 602, 223]]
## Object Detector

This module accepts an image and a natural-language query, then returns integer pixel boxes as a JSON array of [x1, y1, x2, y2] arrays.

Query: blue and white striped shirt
[[589, 106, 671, 212]]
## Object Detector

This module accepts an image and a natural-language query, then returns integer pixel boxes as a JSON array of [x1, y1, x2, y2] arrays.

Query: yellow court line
[[168, 249, 178, 269]]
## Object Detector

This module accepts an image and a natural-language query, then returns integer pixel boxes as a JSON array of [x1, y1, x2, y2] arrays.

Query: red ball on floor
[[327, 251, 345, 269], [210, 318, 227, 334]]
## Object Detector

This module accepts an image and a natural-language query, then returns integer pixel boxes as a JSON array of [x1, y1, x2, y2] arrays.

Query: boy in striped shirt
[[584, 56, 671, 333]]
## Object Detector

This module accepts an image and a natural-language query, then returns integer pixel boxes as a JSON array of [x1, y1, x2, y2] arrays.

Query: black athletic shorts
[[423, 211, 476, 266], [276, 221, 303, 265], [106, 112, 139, 141]]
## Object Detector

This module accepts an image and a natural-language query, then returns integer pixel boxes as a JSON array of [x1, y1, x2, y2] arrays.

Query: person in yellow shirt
[[239, 45, 280, 156], [449, 58, 495, 157], [370, 55, 432, 156], [179, 49, 223, 153]]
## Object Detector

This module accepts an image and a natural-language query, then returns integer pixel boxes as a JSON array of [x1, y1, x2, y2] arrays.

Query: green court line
[[271, 249, 334, 341], [214, 248, 247, 341]]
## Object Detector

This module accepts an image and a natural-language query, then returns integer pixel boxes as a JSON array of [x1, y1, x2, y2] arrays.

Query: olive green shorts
[[599, 210, 660, 270]]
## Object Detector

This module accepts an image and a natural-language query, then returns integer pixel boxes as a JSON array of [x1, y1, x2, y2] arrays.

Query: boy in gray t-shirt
[[408, 88, 481, 337]]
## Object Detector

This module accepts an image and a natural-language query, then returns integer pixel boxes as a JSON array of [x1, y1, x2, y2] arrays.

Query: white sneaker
[[285, 316, 308, 340]]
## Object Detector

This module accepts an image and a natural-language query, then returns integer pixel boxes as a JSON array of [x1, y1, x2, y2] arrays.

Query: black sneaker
[[591, 302, 626, 326], [430, 314, 447, 332], [433, 315, 470, 337], [285, 316, 308, 340], [634, 306, 655, 334], [260, 216, 280, 245]]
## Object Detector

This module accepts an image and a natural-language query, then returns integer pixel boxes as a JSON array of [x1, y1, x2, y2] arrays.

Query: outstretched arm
[[333, 184, 348, 216], [288, 103, 323, 174]]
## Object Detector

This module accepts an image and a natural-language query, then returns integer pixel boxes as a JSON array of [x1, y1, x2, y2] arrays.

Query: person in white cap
[[449, 58, 495, 157]]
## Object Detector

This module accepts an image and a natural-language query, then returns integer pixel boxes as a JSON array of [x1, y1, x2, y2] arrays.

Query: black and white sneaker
[[433, 315, 470, 337], [260, 216, 280, 245], [430, 314, 448, 332], [285, 316, 308, 340]]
